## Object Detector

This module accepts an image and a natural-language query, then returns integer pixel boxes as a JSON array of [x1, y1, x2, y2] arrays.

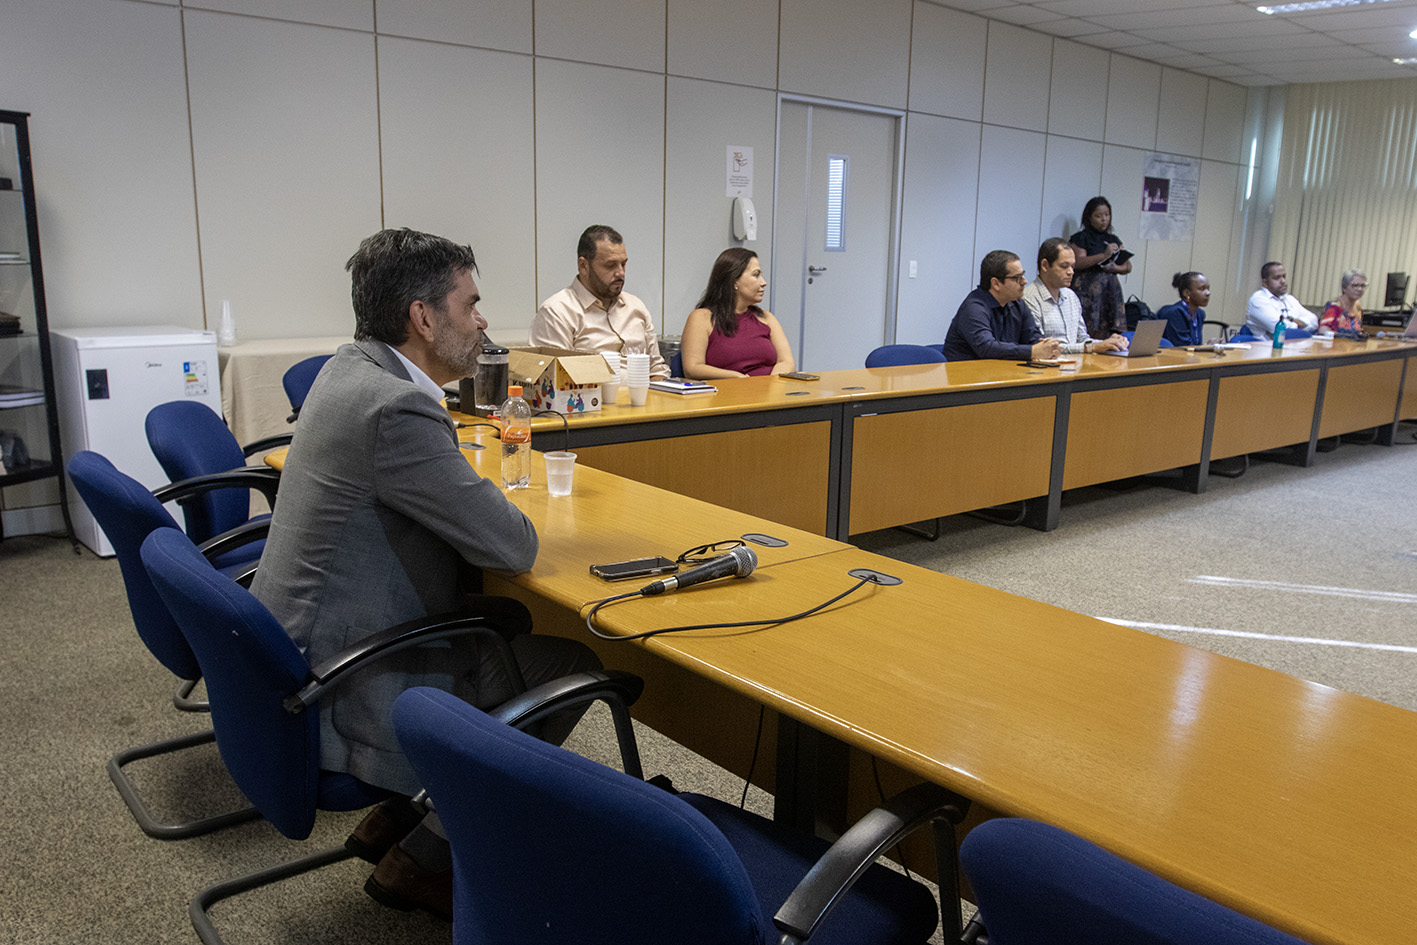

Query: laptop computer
[[1102, 318, 1166, 358]]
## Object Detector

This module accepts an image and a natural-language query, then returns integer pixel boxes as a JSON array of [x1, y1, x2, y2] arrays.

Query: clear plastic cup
[[544, 451, 577, 496]]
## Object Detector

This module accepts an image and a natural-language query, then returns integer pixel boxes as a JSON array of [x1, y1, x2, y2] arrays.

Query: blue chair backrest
[[1282, 328, 1312, 340], [282, 355, 332, 411], [67, 451, 201, 681], [1122, 329, 1174, 348], [1230, 327, 1260, 343], [141, 528, 321, 840], [145, 401, 249, 543], [865, 344, 948, 368], [669, 351, 684, 378], [393, 686, 766, 944], [961, 818, 1309, 945]]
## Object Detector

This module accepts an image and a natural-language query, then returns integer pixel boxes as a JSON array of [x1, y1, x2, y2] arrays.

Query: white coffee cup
[[627, 383, 649, 406], [544, 451, 577, 496]]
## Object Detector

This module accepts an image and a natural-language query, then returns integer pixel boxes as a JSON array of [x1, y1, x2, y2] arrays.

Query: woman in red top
[[682, 248, 796, 379], [1320, 269, 1366, 334]]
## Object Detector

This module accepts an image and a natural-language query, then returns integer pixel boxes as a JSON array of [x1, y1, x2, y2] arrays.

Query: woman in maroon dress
[[682, 248, 796, 379]]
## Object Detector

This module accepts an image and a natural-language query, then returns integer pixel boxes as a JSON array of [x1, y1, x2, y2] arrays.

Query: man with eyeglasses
[[943, 249, 1063, 361], [1245, 261, 1318, 339]]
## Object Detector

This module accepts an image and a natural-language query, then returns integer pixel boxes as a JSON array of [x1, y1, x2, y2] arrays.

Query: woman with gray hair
[[1321, 269, 1367, 333]]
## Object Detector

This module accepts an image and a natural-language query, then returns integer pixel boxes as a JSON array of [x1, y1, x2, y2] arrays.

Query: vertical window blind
[[1269, 78, 1417, 307], [826, 155, 847, 252]]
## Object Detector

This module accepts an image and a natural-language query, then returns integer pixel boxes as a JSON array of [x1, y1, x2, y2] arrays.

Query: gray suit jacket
[[251, 340, 537, 795]]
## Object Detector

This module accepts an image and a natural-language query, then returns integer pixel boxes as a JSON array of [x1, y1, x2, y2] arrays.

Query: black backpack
[[1124, 295, 1154, 331]]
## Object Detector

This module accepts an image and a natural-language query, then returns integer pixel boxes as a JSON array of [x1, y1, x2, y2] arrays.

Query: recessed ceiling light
[[1395, 57, 1417, 64], [1410, 28, 1417, 38], [1257, 0, 1401, 13]]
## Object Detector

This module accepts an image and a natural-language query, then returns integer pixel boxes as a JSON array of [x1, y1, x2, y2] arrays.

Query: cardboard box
[[507, 346, 615, 414]]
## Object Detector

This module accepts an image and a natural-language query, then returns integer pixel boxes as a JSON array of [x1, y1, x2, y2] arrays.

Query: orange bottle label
[[502, 425, 530, 444]]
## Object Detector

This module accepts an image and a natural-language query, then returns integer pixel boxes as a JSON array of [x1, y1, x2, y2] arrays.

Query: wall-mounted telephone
[[732, 196, 758, 241]]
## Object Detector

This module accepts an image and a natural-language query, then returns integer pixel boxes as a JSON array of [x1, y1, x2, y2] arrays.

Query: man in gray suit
[[251, 228, 598, 918]]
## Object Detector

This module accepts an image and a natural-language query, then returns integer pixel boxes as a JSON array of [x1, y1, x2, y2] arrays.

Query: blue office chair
[[1229, 327, 1261, 343], [67, 450, 275, 839], [282, 354, 332, 422], [393, 684, 971, 945], [669, 350, 684, 378], [145, 400, 286, 550], [959, 818, 1310, 945], [866, 344, 948, 368], [138, 527, 553, 945]]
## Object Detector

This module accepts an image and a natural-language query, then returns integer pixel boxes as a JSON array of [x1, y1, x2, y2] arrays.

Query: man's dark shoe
[[345, 805, 413, 864], [364, 844, 453, 921]]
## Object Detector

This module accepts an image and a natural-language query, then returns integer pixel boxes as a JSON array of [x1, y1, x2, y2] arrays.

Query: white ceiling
[[934, 0, 1417, 85]]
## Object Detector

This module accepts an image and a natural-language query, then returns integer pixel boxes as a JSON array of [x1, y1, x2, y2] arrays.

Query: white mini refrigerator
[[51, 325, 222, 556]]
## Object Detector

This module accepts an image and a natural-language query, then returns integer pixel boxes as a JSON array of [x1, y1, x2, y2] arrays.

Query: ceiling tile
[[1031, 17, 1102, 37], [1084, 5, 1263, 31], [1138, 19, 1312, 42], [985, 5, 1069, 24], [1284, 5, 1417, 32], [1082, 29, 1155, 47], [929, 0, 1021, 12]]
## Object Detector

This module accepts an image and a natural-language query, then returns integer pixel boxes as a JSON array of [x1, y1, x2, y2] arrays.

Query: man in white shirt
[[531, 225, 669, 378], [1021, 238, 1126, 355], [1246, 261, 1319, 338]]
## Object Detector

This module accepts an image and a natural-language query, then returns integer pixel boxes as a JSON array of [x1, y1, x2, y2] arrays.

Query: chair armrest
[[196, 517, 271, 563], [242, 432, 295, 457], [490, 669, 647, 778], [773, 781, 971, 944], [284, 603, 533, 714], [153, 467, 282, 507]]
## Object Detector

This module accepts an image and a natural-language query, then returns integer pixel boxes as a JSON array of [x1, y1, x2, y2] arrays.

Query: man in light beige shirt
[[531, 225, 670, 379]]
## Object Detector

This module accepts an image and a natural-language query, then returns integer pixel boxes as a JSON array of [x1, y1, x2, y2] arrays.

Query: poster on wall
[[726, 146, 753, 197], [1139, 152, 1198, 241]]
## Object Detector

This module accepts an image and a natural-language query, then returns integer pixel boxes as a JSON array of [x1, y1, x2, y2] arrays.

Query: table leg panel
[[1063, 380, 1208, 489], [848, 397, 1055, 534], [1210, 370, 1320, 460], [574, 422, 833, 536], [1319, 359, 1405, 438]]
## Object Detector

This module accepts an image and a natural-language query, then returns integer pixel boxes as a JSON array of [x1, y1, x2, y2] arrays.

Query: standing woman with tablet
[[681, 248, 796, 379], [1069, 196, 1132, 339]]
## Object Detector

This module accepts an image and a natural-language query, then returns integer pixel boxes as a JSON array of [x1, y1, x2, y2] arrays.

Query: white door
[[774, 100, 901, 373]]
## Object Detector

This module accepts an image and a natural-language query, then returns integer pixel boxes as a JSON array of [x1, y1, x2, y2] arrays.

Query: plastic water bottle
[[1272, 318, 1286, 351], [499, 384, 531, 490]]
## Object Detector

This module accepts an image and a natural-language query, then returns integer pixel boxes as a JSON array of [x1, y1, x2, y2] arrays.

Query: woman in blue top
[[1155, 271, 1210, 347]]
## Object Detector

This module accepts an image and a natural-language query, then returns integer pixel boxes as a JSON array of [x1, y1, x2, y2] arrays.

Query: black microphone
[[640, 546, 757, 596]]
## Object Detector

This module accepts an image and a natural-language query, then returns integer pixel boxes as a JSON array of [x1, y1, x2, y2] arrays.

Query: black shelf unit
[[0, 109, 75, 546]]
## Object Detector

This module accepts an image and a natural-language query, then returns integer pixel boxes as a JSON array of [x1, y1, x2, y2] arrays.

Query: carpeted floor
[[1, 424, 1412, 943]]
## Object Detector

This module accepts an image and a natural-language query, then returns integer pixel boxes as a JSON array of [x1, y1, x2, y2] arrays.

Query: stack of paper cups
[[624, 352, 651, 406], [600, 352, 623, 405]]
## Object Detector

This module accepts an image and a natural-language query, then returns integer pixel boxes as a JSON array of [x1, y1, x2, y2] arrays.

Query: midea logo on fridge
[[145, 361, 164, 368]]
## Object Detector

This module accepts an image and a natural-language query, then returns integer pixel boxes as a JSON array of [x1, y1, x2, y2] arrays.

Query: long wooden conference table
[[448, 446, 1416, 945], [453, 336, 1415, 538], [266, 338, 1417, 945]]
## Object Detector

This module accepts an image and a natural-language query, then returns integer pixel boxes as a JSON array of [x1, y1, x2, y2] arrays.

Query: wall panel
[[0, 0, 201, 330], [185, 12, 382, 339], [534, 0, 665, 72], [667, 0, 777, 88], [984, 22, 1054, 134], [1040, 135, 1103, 248], [1105, 55, 1161, 149], [534, 60, 665, 323], [779, 0, 913, 108], [378, 38, 537, 335], [1049, 40, 1109, 142], [375, 0, 531, 53], [909, 2, 988, 121], [663, 78, 778, 337], [1157, 68, 1209, 158], [976, 126, 1047, 274], [898, 113, 983, 343]]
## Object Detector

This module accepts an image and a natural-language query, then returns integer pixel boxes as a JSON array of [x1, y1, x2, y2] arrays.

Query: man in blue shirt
[[943, 250, 1062, 362]]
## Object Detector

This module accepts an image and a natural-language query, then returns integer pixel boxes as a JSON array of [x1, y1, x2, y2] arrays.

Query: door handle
[[808, 266, 828, 274]]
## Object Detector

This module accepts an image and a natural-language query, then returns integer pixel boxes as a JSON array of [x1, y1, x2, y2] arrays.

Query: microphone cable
[[581, 572, 878, 643]]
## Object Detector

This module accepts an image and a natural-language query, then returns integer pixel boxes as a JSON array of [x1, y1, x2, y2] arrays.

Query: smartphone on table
[[589, 556, 679, 582], [781, 372, 819, 381]]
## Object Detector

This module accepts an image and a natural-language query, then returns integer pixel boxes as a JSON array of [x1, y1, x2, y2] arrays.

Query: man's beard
[[432, 316, 481, 378]]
